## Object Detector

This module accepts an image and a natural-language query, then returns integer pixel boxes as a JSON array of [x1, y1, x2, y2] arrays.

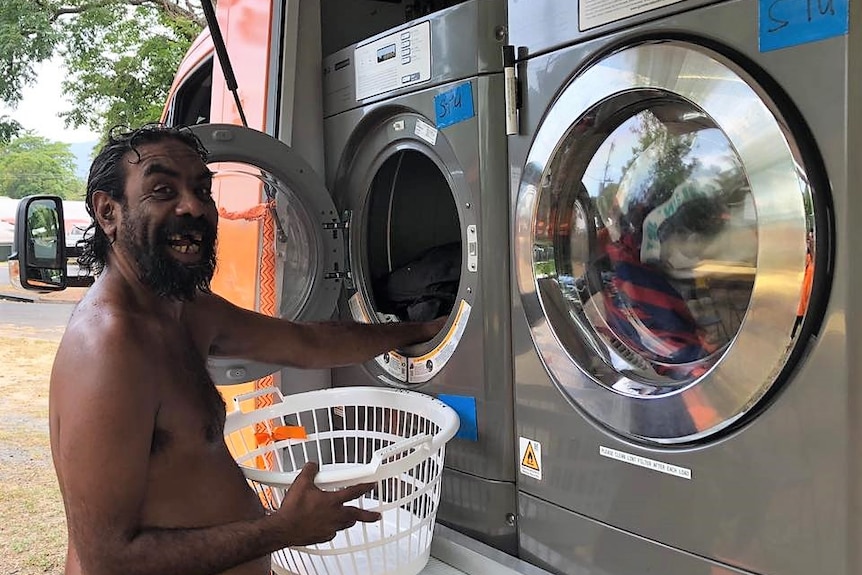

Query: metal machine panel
[[325, 73, 516, 551], [322, 0, 516, 552], [509, 0, 856, 573], [323, 0, 507, 117], [518, 493, 756, 575], [507, 0, 718, 57]]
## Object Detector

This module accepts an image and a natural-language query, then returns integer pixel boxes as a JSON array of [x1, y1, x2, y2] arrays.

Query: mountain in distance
[[68, 140, 98, 180]]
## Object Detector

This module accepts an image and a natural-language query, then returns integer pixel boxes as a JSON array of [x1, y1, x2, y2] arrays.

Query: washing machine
[[321, 0, 517, 553], [507, 0, 855, 574]]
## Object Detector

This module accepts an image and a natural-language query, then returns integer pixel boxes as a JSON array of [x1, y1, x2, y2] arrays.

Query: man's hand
[[274, 462, 382, 545], [427, 315, 448, 338]]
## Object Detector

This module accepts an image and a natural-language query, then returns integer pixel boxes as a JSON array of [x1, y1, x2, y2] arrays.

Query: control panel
[[354, 20, 432, 101]]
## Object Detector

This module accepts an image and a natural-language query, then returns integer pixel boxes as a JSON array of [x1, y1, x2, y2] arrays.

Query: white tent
[[0, 196, 19, 225], [0, 220, 13, 245]]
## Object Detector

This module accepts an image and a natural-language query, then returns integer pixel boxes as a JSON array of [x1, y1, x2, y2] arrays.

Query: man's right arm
[[52, 316, 378, 575], [198, 292, 445, 369], [90, 464, 378, 575]]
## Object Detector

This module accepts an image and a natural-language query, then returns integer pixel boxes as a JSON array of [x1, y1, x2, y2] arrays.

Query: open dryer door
[[190, 124, 344, 385]]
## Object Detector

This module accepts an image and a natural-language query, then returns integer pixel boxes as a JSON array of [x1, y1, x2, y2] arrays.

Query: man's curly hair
[[77, 123, 209, 276]]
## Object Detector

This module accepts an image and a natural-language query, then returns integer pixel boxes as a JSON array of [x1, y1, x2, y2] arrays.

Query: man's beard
[[120, 209, 217, 301]]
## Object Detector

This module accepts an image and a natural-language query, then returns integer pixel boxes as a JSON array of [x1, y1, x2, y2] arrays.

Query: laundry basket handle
[[322, 432, 433, 488], [230, 386, 285, 413], [242, 433, 434, 490]]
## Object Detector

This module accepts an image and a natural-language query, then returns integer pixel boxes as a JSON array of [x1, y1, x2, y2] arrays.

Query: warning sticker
[[579, 0, 684, 31], [408, 299, 470, 383], [414, 119, 438, 146], [599, 446, 692, 480], [348, 293, 407, 381], [376, 350, 408, 382], [519, 437, 542, 480]]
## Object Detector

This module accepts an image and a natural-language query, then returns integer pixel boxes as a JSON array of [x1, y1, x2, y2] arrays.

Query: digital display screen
[[377, 44, 396, 63]]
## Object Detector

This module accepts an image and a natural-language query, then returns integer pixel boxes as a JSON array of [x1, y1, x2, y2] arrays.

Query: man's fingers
[[337, 481, 376, 502], [349, 507, 382, 523], [293, 461, 320, 488]]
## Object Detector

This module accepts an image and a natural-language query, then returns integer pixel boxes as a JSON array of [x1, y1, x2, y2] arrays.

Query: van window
[[166, 57, 213, 127]]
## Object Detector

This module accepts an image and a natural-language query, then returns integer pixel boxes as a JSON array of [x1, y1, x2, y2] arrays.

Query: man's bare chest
[[150, 336, 227, 452]]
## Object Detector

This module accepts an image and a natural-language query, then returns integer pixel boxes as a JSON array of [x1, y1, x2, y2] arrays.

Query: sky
[[1, 58, 100, 144]]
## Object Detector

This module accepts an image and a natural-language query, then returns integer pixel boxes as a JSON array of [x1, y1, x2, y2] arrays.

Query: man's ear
[[92, 190, 119, 242]]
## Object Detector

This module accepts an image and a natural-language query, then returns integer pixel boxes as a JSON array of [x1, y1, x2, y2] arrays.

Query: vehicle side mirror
[[11, 195, 67, 291]]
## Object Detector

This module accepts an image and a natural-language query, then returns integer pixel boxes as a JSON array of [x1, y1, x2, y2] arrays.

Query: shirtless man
[[50, 124, 443, 575]]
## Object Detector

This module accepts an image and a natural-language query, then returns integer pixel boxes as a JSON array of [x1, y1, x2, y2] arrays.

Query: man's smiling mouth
[[167, 232, 203, 255]]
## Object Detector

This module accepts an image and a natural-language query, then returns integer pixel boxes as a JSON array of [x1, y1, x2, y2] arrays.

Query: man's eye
[[153, 186, 175, 198]]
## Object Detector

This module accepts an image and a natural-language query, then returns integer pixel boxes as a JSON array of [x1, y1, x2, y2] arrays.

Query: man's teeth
[[167, 232, 204, 255], [171, 244, 201, 254], [168, 232, 203, 242]]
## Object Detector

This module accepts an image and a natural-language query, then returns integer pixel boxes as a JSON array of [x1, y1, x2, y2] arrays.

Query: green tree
[[0, 0, 204, 138], [0, 132, 85, 200], [0, 115, 21, 143]]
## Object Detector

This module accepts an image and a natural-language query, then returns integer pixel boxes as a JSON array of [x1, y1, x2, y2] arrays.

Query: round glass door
[[515, 42, 822, 443], [191, 124, 343, 384]]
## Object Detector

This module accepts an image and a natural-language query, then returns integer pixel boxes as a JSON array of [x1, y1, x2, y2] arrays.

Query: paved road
[[0, 263, 77, 337], [0, 300, 75, 336]]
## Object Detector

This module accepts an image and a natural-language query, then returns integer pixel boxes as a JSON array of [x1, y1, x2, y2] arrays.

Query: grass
[[0, 333, 66, 574]]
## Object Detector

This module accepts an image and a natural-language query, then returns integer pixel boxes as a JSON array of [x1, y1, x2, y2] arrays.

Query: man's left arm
[[194, 293, 444, 369]]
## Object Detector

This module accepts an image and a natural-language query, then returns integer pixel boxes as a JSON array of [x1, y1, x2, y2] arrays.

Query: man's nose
[[175, 189, 206, 218]]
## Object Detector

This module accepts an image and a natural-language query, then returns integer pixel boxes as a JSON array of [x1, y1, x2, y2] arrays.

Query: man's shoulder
[[186, 290, 229, 312], [182, 291, 237, 329], [63, 295, 163, 360]]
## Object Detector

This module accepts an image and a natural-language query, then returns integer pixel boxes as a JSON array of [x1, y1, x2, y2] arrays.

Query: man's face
[[115, 139, 218, 300]]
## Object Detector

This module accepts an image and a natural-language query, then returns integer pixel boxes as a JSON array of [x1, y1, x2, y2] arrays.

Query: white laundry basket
[[224, 386, 460, 575]]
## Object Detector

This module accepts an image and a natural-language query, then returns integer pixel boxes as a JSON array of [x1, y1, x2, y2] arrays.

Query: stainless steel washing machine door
[[514, 41, 825, 444], [191, 124, 344, 385], [332, 110, 479, 385]]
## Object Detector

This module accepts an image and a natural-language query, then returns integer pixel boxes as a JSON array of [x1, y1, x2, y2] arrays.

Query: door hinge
[[503, 44, 521, 136], [322, 220, 349, 233], [324, 269, 351, 280], [324, 211, 353, 289]]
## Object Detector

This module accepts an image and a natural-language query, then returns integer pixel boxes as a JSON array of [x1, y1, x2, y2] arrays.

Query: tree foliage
[[0, 0, 205, 139], [0, 133, 84, 200], [0, 115, 22, 143]]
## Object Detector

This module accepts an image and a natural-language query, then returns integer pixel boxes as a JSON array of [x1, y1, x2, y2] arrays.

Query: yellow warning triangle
[[522, 442, 540, 471]]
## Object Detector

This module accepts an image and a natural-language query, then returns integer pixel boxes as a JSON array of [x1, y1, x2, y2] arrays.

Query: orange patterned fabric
[[217, 202, 273, 222], [219, 201, 279, 468]]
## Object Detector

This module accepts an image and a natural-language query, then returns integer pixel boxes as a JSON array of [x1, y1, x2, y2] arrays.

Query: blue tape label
[[437, 394, 478, 441], [434, 82, 475, 130], [759, 0, 849, 52]]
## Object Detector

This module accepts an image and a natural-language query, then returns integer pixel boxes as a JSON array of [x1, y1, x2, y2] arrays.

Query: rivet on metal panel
[[226, 367, 247, 380]]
